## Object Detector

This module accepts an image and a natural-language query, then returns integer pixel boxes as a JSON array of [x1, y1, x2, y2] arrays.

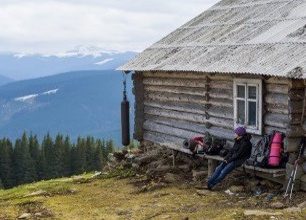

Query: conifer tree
[[13, 133, 36, 185], [93, 142, 103, 171], [99, 139, 107, 161], [85, 136, 95, 171], [54, 134, 65, 177], [106, 140, 115, 156], [0, 138, 14, 188], [37, 144, 47, 180], [63, 136, 72, 176], [42, 133, 57, 179], [29, 134, 40, 178], [71, 137, 86, 174]]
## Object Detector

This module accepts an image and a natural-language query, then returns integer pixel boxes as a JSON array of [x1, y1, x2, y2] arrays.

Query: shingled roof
[[119, 0, 306, 78]]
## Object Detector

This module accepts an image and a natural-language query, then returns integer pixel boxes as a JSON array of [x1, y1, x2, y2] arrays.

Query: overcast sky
[[0, 0, 218, 55]]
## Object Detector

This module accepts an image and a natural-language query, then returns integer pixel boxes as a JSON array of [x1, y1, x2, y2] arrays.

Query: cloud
[[0, 0, 218, 54]]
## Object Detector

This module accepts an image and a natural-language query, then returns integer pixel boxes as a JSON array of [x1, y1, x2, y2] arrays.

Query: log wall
[[132, 71, 300, 151], [132, 71, 306, 190]]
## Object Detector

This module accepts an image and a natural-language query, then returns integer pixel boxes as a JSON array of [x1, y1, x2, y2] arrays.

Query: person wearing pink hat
[[207, 126, 252, 190]]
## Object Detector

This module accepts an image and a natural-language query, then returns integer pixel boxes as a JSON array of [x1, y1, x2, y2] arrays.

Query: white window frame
[[233, 78, 262, 135]]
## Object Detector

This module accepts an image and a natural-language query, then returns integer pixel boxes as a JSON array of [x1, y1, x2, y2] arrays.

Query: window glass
[[248, 101, 257, 126], [237, 85, 245, 98], [237, 100, 245, 124], [248, 86, 257, 99]]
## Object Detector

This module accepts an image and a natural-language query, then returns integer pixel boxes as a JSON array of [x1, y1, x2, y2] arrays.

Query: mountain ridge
[[0, 70, 134, 145], [0, 75, 14, 86], [0, 47, 137, 80]]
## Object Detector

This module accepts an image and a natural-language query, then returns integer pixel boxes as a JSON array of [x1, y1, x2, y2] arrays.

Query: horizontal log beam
[[264, 77, 290, 85], [144, 114, 234, 140], [265, 103, 288, 115], [143, 77, 232, 90], [266, 84, 288, 94], [144, 91, 232, 107], [142, 71, 233, 81], [144, 106, 234, 129], [144, 85, 233, 100], [143, 131, 190, 153], [265, 93, 288, 106], [144, 101, 233, 119], [264, 113, 289, 129]]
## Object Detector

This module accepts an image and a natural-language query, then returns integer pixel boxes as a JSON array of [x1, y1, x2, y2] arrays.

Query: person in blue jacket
[[207, 127, 252, 190]]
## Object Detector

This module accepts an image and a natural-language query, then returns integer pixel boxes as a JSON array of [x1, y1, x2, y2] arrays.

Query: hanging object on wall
[[121, 71, 130, 147]]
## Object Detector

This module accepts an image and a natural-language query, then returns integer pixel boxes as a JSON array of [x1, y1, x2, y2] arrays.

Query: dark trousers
[[208, 161, 237, 188]]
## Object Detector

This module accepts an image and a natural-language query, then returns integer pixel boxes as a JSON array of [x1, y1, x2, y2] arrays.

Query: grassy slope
[[0, 173, 305, 220]]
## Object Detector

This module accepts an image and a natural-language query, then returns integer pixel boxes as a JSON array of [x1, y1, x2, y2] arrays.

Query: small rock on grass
[[228, 185, 244, 193], [24, 190, 48, 197], [115, 209, 131, 216], [270, 201, 286, 209], [178, 164, 190, 172], [196, 190, 211, 196], [18, 213, 31, 219], [244, 210, 282, 216], [192, 170, 208, 181], [163, 173, 179, 183], [284, 207, 302, 213], [298, 201, 306, 209]]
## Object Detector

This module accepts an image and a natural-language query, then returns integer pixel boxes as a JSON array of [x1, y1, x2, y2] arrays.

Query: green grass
[[0, 171, 305, 220]]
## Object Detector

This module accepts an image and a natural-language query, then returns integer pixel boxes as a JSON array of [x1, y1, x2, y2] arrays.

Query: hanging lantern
[[121, 72, 130, 146]]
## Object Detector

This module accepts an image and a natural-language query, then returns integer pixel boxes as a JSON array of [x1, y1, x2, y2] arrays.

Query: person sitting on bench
[[207, 127, 252, 190]]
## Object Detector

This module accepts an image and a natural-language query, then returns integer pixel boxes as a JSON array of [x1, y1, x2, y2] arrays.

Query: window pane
[[237, 100, 245, 124], [248, 86, 257, 99], [248, 101, 257, 126], [237, 85, 245, 98]]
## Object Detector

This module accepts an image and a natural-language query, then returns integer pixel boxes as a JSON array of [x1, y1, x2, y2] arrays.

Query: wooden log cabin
[[119, 0, 306, 190]]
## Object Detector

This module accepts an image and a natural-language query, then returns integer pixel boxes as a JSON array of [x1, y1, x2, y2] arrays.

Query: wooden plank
[[289, 79, 305, 89], [288, 100, 304, 114], [265, 77, 290, 85], [264, 126, 286, 135], [286, 125, 304, 138], [265, 93, 288, 106], [143, 71, 233, 81], [145, 115, 234, 140], [265, 103, 288, 115], [263, 113, 289, 129], [144, 120, 203, 140], [208, 159, 219, 176], [144, 101, 233, 119], [288, 89, 304, 101], [144, 91, 233, 107], [133, 72, 145, 141], [288, 113, 303, 125], [266, 84, 288, 94], [143, 130, 189, 153], [242, 165, 285, 175], [144, 85, 233, 100], [143, 77, 232, 90], [238, 168, 286, 184], [144, 106, 234, 129]]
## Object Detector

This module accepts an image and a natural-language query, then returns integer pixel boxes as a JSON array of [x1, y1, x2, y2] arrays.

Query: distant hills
[[0, 70, 134, 145], [0, 46, 137, 80], [0, 75, 14, 86]]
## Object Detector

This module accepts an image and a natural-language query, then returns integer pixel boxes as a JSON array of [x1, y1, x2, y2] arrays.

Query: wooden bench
[[168, 145, 286, 185]]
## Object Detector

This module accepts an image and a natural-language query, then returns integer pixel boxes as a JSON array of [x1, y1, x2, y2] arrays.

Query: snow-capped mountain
[[0, 46, 137, 80]]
